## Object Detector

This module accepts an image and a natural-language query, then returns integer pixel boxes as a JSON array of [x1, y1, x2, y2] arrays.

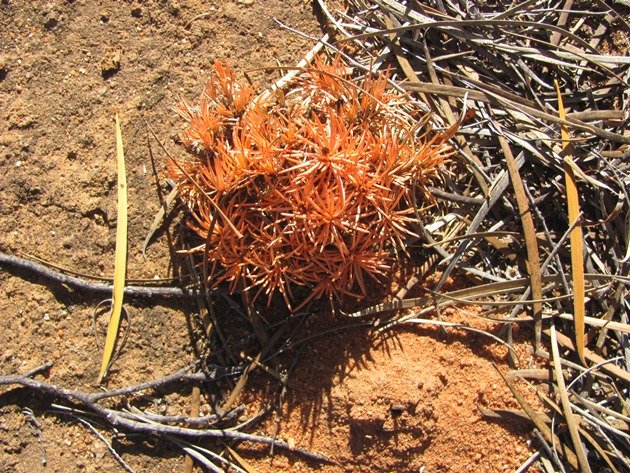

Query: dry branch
[[0, 368, 332, 464]]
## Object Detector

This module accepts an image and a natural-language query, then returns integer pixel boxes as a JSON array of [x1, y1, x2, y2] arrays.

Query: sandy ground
[[1, 1, 541, 472]]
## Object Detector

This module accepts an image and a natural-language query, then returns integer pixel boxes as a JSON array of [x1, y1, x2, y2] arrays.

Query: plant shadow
[[234, 259, 541, 470]]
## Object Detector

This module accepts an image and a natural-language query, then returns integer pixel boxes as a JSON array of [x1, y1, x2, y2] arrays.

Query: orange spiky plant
[[169, 56, 452, 311]]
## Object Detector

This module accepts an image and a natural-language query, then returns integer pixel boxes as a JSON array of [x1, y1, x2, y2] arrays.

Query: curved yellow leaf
[[97, 113, 128, 383]]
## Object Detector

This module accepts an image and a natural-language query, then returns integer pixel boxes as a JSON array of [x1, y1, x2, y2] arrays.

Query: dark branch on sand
[[0, 367, 333, 464], [0, 252, 214, 299]]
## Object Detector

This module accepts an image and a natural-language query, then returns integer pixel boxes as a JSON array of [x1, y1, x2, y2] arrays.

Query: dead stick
[[0, 374, 333, 464], [0, 252, 222, 299]]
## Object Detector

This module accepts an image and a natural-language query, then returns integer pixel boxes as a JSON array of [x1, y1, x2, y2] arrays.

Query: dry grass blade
[[221, 324, 287, 413], [557, 313, 630, 334], [383, 15, 490, 196], [401, 82, 630, 144], [340, 18, 598, 52], [182, 385, 201, 473], [254, 32, 328, 105], [534, 387, 624, 473], [142, 186, 177, 259], [97, 114, 128, 384], [498, 132, 543, 352], [395, 318, 518, 356], [433, 152, 524, 292], [227, 446, 260, 473], [494, 363, 579, 470], [555, 80, 586, 366], [549, 323, 591, 473], [167, 436, 244, 473], [543, 329, 630, 384], [347, 273, 620, 318]]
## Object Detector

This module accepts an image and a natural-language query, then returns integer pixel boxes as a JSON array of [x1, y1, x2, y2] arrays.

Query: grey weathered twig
[[0, 372, 333, 464], [0, 251, 214, 299]]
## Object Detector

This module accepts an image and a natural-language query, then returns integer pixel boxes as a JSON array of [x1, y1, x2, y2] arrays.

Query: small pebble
[[100, 51, 121, 77]]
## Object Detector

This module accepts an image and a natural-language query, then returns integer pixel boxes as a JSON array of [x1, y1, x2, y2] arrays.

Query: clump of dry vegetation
[[169, 57, 451, 309]]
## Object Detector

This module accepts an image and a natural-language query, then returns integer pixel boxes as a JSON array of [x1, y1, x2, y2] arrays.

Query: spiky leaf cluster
[[170, 57, 450, 310]]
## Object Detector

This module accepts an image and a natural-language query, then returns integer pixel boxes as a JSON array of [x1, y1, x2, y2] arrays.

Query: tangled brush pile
[[169, 57, 451, 310]]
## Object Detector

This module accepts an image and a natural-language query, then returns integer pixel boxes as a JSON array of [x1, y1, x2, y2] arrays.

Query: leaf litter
[[309, 1, 629, 471]]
